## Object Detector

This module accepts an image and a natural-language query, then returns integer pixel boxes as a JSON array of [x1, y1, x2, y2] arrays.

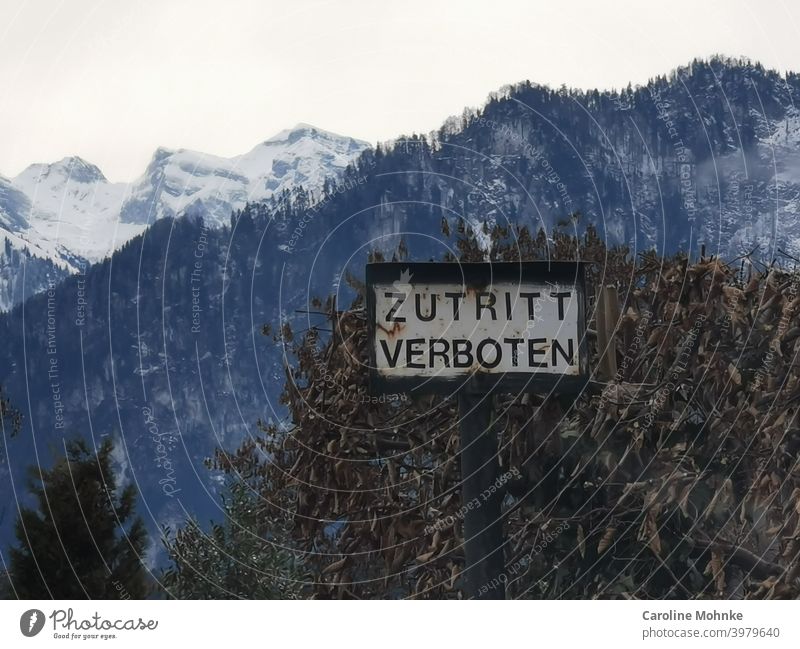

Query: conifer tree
[[0, 384, 21, 437], [8, 437, 149, 599]]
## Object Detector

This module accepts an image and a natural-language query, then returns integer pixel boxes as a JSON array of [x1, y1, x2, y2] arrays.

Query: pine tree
[[8, 437, 149, 599]]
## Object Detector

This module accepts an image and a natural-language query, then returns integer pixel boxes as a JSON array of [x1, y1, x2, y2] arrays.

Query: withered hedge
[[214, 225, 800, 599]]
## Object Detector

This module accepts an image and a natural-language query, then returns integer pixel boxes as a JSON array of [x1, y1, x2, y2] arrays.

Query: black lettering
[[453, 339, 473, 368], [445, 292, 465, 320], [503, 338, 524, 367], [406, 338, 425, 369], [550, 291, 571, 320], [476, 291, 497, 320], [429, 339, 450, 368], [528, 338, 547, 368], [520, 292, 541, 319], [415, 292, 437, 322], [385, 292, 406, 322], [505, 292, 512, 320], [380, 340, 403, 367], [476, 338, 502, 369], [552, 338, 575, 366]]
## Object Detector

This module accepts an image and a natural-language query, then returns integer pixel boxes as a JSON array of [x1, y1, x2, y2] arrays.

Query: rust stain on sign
[[376, 321, 405, 338]]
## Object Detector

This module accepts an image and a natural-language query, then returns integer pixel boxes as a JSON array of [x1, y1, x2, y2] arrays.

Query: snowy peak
[[0, 124, 370, 310], [16, 156, 107, 186], [234, 124, 368, 199], [9, 151, 136, 268], [120, 124, 370, 227], [266, 123, 366, 151]]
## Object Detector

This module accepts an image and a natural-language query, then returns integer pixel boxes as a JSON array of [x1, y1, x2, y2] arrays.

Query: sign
[[366, 262, 588, 394]]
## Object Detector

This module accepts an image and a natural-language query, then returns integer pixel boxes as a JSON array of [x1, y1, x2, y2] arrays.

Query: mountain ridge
[[0, 124, 370, 310]]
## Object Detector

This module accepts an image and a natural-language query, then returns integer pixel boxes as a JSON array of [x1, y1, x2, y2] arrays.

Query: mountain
[[2, 57, 800, 562], [0, 125, 370, 310], [12, 157, 139, 264], [0, 176, 72, 309], [119, 124, 368, 226]]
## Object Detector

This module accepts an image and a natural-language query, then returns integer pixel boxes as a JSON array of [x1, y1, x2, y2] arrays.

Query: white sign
[[366, 263, 588, 393]]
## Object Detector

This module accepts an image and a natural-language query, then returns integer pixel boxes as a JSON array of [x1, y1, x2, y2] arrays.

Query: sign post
[[366, 262, 589, 598], [458, 391, 505, 599]]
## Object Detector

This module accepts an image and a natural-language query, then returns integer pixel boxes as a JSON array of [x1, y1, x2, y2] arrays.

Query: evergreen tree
[[8, 437, 149, 599], [0, 383, 21, 437], [0, 569, 11, 598]]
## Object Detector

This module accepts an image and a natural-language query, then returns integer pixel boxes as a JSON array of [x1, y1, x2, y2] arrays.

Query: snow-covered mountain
[[119, 124, 368, 226], [0, 175, 72, 307], [12, 157, 140, 264], [0, 124, 369, 310]]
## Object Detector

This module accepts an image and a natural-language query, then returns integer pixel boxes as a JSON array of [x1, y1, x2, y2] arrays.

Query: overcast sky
[[1, 0, 798, 182]]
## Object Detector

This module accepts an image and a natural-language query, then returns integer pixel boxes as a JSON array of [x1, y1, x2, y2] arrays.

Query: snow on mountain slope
[[13, 157, 146, 263], [0, 175, 73, 310], [0, 175, 32, 232], [0, 124, 370, 310], [0, 226, 71, 311], [120, 124, 369, 226]]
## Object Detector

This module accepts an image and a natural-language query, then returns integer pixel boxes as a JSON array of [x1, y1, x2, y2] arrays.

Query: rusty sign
[[366, 262, 589, 394]]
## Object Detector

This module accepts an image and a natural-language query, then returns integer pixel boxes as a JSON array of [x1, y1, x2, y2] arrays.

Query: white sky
[[0, 0, 798, 182]]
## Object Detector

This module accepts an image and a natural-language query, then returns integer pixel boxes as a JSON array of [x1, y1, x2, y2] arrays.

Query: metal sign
[[366, 262, 588, 395]]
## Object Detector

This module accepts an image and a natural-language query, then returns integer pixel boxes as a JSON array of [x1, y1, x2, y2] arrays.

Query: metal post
[[458, 392, 505, 599]]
